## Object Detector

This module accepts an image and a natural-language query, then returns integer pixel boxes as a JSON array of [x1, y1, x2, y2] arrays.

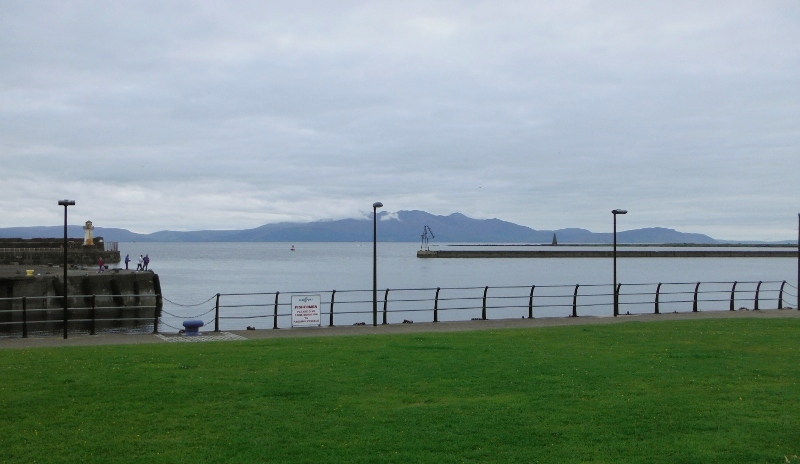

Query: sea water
[[117, 242, 798, 330]]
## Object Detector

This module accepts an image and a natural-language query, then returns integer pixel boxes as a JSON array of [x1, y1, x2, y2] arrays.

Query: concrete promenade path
[[2, 308, 799, 350]]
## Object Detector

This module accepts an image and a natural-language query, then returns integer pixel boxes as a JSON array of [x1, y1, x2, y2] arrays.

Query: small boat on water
[[290, 245, 295, 251]]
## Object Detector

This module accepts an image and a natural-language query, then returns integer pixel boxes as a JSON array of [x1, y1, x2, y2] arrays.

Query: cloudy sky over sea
[[2, 1, 798, 240]]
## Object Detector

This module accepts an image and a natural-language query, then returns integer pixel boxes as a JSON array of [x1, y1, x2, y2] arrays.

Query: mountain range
[[0, 210, 722, 244]]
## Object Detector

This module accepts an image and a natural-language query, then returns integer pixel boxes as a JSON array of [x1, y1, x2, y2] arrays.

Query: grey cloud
[[1, 1, 798, 240]]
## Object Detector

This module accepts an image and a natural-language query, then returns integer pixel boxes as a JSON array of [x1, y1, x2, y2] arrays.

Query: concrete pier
[[417, 249, 798, 258]]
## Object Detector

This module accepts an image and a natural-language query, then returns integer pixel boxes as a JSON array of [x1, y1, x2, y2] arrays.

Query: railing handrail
[[195, 279, 800, 332], [1, 279, 797, 339], [0, 292, 161, 302]]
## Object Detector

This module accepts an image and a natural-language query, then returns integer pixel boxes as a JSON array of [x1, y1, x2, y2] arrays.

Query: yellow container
[[26, 270, 34, 276]]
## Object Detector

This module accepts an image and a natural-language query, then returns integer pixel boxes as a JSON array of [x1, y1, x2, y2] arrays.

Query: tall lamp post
[[58, 200, 75, 339], [612, 209, 627, 317], [372, 202, 383, 326]]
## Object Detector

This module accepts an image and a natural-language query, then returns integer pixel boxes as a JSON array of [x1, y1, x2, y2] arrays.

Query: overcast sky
[[1, 1, 798, 240]]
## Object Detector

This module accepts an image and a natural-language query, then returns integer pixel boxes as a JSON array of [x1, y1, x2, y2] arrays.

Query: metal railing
[[1, 280, 796, 338], [158, 280, 798, 333], [0, 293, 159, 339]]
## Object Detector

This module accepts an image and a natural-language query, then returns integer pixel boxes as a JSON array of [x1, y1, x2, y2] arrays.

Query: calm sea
[[118, 242, 798, 330]]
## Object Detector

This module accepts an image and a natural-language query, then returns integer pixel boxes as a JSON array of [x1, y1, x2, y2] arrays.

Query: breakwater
[[0, 270, 162, 336], [417, 250, 798, 258]]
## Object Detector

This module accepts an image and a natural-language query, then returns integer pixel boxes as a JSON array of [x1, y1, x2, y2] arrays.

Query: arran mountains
[[0, 210, 719, 244]]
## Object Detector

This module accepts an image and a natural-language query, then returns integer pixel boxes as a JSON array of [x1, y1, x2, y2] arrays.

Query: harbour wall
[[0, 271, 162, 335]]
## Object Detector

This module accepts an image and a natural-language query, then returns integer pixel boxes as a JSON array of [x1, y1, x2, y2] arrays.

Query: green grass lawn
[[2, 318, 800, 463]]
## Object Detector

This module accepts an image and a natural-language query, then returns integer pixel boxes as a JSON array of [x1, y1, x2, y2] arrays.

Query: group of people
[[123, 253, 150, 271]]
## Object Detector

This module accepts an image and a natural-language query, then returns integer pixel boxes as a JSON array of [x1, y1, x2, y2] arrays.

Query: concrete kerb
[[1, 308, 798, 349]]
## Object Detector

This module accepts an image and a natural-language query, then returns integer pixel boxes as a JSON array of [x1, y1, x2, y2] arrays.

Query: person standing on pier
[[98, 257, 104, 273], [143, 254, 150, 271], [124, 254, 130, 270], [137, 255, 143, 271]]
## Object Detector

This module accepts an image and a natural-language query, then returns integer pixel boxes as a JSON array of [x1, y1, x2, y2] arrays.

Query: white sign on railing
[[291, 294, 321, 327]]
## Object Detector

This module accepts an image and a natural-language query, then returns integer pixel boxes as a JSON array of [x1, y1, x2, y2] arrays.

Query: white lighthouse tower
[[83, 220, 95, 246]]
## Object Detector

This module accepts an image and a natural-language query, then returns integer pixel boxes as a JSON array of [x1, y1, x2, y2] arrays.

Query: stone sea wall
[[0, 271, 162, 335]]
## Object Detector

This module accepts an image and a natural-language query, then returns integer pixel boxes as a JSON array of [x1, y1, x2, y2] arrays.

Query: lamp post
[[797, 213, 799, 311], [612, 209, 627, 317], [372, 201, 383, 326], [58, 200, 75, 339]]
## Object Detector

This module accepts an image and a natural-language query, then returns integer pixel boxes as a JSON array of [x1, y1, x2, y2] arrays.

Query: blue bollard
[[182, 319, 204, 336]]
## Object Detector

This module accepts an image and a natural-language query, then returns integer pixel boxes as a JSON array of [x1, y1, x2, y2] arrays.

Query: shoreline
[[2, 307, 797, 349]]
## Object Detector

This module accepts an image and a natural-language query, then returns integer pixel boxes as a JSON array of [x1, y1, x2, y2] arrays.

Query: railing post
[[153, 294, 160, 334], [730, 281, 737, 311], [63, 294, 68, 340], [382, 289, 389, 325], [572, 284, 579, 317], [614, 283, 622, 317], [90, 294, 96, 336], [482, 286, 488, 320], [21, 296, 27, 339], [208, 293, 217, 332], [654, 283, 661, 314], [433, 287, 440, 323], [273, 292, 280, 329], [693, 282, 700, 312], [778, 281, 786, 309], [754, 281, 761, 311], [528, 285, 535, 319], [329, 290, 336, 327]]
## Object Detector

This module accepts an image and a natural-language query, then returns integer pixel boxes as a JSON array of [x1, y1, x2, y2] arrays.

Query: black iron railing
[[0, 293, 159, 339], [159, 280, 798, 332], [1, 280, 796, 338]]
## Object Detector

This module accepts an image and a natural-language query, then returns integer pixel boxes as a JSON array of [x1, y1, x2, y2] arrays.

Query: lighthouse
[[83, 220, 95, 246]]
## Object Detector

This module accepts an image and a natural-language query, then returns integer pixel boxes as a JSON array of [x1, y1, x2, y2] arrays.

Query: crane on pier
[[421, 225, 435, 251]]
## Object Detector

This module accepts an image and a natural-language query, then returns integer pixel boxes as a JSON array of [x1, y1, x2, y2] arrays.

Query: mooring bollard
[[182, 319, 204, 336]]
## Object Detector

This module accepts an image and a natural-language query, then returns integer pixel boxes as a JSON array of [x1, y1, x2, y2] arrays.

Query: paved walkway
[[2, 308, 798, 349]]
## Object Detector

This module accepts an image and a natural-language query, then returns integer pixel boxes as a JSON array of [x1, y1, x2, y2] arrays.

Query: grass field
[[2, 318, 800, 463]]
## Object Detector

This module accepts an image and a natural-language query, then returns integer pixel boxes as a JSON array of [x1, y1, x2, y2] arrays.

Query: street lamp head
[[373, 202, 383, 209], [612, 209, 627, 215], [58, 200, 76, 206]]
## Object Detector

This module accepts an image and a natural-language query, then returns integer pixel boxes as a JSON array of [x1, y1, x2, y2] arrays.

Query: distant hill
[[0, 210, 720, 244], [0, 226, 151, 242]]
